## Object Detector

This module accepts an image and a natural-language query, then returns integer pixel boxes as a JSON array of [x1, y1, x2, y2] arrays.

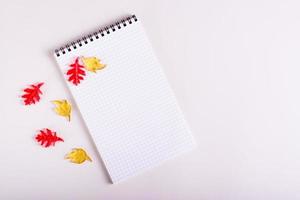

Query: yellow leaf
[[81, 57, 106, 73], [65, 148, 92, 164], [52, 99, 72, 121]]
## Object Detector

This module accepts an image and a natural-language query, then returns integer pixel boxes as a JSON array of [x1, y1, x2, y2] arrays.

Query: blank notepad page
[[54, 15, 196, 183]]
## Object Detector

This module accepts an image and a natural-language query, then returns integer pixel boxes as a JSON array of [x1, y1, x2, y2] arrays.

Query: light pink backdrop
[[1, 0, 300, 199]]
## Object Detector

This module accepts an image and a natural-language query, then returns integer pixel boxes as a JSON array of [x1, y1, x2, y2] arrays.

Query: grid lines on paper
[[55, 20, 195, 183]]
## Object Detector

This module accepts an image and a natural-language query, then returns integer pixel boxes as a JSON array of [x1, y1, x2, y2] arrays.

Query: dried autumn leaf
[[67, 57, 86, 85], [81, 57, 106, 73], [52, 99, 72, 121], [21, 82, 44, 105], [65, 148, 92, 164], [35, 128, 64, 148]]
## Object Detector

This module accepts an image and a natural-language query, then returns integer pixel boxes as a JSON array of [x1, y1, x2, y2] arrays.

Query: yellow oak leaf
[[65, 148, 92, 164], [81, 57, 106, 73], [52, 99, 72, 121]]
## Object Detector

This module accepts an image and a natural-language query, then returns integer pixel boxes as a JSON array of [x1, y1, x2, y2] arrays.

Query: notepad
[[54, 15, 196, 183]]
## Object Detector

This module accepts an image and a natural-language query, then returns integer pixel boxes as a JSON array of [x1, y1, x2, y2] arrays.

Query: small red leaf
[[35, 128, 64, 148], [21, 82, 44, 105], [67, 57, 86, 85]]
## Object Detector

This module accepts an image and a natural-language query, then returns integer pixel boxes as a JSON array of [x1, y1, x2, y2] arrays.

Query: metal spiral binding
[[54, 15, 138, 57]]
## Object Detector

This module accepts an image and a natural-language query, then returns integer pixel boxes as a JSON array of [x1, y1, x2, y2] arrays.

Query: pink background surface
[[1, 0, 300, 199]]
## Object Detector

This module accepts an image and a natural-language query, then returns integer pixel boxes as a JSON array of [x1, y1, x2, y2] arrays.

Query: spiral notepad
[[54, 15, 196, 183]]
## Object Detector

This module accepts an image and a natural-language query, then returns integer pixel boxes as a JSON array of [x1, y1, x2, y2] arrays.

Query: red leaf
[[67, 57, 86, 85], [21, 82, 44, 105], [35, 128, 64, 148]]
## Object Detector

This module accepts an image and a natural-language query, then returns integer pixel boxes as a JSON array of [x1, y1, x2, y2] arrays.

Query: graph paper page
[[54, 18, 196, 183]]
